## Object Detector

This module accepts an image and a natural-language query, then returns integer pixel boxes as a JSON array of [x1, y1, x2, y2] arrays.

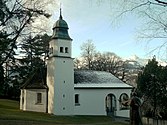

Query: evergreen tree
[[0, 0, 50, 98], [137, 57, 167, 118], [20, 34, 50, 70], [0, 65, 4, 97], [2, 34, 50, 99]]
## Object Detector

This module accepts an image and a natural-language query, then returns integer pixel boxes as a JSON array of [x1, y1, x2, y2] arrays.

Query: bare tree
[[0, 0, 53, 66], [0, 0, 55, 98], [91, 52, 122, 74], [94, 0, 167, 58], [80, 40, 96, 69], [115, 0, 167, 58], [77, 45, 143, 85], [74, 58, 82, 69], [120, 60, 143, 85]]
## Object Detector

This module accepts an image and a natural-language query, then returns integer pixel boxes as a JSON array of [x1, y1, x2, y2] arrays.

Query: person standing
[[130, 92, 143, 125]]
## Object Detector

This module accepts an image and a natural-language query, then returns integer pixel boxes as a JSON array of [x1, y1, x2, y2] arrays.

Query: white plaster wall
[[47, 37, 74, 115], [50, 39, 72, 57], [74, 88, 131, 117], [47, 56, 74, 115], [47, 57, 55, 113], [20, 89, 23, 110], [23, 89, 47, 113], [20, 89, 26, 110], [53, 57, 74, 115]]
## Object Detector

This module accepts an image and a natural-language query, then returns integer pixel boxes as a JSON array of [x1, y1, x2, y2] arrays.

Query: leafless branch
[[155, 0, 167, 6]]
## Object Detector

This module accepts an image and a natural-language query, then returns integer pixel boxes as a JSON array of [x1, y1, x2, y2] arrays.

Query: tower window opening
[[65, 47, 68, 53], [60, 47, 63, 53]]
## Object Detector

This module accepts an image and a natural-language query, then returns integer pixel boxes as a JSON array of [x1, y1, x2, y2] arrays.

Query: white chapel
[[20, 10, 132, 118]]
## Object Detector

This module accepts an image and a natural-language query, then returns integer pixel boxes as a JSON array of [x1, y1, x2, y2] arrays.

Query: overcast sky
[[47, 0, 164, 59]]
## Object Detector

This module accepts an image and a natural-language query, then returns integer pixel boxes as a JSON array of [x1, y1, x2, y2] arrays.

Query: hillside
[[0, 99, 128, 125], [122, 55, 167, 86]]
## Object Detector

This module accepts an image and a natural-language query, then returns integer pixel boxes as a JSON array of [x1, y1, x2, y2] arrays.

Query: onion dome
[[52, 8, 72, 40]]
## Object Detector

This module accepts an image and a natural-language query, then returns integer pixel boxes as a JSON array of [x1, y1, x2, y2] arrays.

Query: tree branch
[[0, 15, 31, 65], [155, 0, 167, 6]]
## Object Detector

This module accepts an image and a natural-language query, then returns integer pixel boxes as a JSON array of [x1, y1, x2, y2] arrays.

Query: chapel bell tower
[[47, 9, 74, 115]]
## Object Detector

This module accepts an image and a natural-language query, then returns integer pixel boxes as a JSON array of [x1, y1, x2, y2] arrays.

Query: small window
[[60, 47, 63, 53], [36, 93, 42, 104], [75, 94, 80, 106], [22, 91, 24, 105], [22, 97, 24, 106], [65, 47, 68, 53]]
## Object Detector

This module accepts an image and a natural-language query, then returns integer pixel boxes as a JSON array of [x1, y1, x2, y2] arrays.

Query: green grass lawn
[[0, 99, 128, 125]]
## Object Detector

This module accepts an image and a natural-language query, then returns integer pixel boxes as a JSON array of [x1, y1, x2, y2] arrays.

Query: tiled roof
[[21, 69, 132, 89], [20, 68, 47, 89], [74, 83, 132, 89], [74, 70, 132, 88], [75, 70, 123, 84]]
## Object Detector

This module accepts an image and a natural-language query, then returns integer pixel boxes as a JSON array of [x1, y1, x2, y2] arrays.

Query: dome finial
[[59, 3, 63, 20]]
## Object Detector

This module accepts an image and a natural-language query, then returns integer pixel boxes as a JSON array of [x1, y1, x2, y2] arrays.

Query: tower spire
[[52, 4, 71, 40], [59, 3, 62, 19]]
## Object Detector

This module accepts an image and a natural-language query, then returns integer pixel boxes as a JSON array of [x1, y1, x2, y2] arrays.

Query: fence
[[142, 117, 167, 125]]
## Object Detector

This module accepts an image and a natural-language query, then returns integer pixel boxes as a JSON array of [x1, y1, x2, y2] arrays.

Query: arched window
[[65, 47, 68, 53], [119, 93, 129, 110], [105, 93, 116, 116], [60, 47, 63, 53]]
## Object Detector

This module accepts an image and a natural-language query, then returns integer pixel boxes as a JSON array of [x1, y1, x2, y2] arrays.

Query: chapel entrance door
[[105, 94, 116, 116]]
